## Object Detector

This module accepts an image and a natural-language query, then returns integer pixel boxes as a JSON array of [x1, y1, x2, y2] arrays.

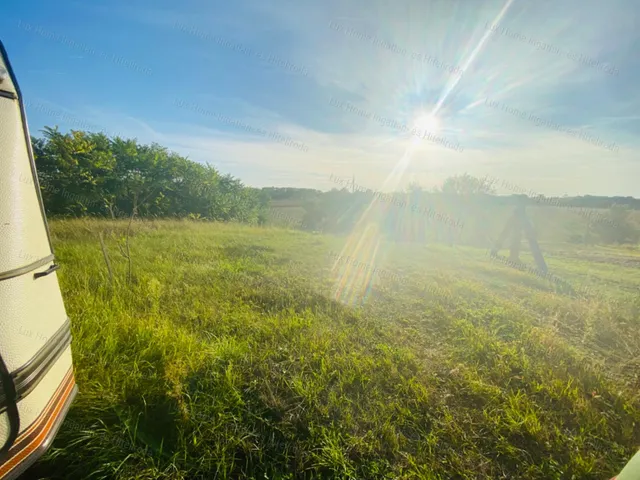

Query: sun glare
[[413, 113, 441, 134]]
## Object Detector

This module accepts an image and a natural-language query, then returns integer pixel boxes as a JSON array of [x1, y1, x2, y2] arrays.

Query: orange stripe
[[0, 368, 75, 478], [0, 370, 75, 477], [12, 367, 73, 443]]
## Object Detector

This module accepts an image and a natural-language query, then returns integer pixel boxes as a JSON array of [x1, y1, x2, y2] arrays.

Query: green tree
[[31, 127, 267, 222], [593, 205, 640, 244], [441, 173, 497, 195]]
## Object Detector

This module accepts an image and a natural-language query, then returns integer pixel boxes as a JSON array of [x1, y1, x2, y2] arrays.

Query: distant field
[[268, 200, 640, 244], [30, 219, 639, 479]]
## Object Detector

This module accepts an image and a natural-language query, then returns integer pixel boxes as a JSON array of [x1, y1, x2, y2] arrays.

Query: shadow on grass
[[237, 279, 357, 322], [220, 243, 275, 260]]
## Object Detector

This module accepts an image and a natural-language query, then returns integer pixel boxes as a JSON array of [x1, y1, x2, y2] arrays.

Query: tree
[[437, 174, 497, 246], [406, 181, 423, 194], [441, 173, 497, 195], [31, 127, 266, 222], [592, 205, 640, 244]]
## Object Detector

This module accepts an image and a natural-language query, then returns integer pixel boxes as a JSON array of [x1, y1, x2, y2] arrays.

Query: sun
[[413, 113, 441, 134]]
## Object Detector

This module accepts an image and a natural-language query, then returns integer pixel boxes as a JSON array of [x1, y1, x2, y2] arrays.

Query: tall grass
[[29, 219, 639, 479]]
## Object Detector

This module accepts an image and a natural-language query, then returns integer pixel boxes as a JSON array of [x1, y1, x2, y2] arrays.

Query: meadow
[[29, 219, 640, 480]]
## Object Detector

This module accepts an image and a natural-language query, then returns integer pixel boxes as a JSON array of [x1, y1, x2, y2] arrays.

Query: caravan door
[[0, 41, 77, 480]]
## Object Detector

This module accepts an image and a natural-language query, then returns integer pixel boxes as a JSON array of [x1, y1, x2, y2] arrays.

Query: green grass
[[29, 219, 640, 479]]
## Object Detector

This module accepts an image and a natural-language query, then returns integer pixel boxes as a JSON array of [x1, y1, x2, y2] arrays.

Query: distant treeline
[[262, 180, 640, 211], [28, 128, 639, 244], [31, 127, 267, 222], [262, 175, 640, 245]]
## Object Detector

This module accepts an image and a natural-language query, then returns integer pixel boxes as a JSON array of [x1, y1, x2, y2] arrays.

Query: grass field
[[29, 219, 640, 479]]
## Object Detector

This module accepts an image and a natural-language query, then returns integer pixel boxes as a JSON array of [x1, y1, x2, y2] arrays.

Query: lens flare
[[413, 113, 441, 135]]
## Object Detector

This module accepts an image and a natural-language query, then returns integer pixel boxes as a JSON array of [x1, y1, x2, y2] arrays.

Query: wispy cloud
[[173, 98, 310, 153], [484, 97, 619, 152], [328, 19, 464, 76], [484, 21, 619, 76], [173, 20, 309, 77]]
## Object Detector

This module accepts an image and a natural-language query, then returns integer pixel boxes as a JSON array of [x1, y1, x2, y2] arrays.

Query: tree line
[[30, 128, 638, 245], [32, 127, 267, 222], [277, 174, 640, 245]]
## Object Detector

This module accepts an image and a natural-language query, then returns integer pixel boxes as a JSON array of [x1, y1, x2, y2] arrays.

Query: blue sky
[[2, 0, 639, 196]]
